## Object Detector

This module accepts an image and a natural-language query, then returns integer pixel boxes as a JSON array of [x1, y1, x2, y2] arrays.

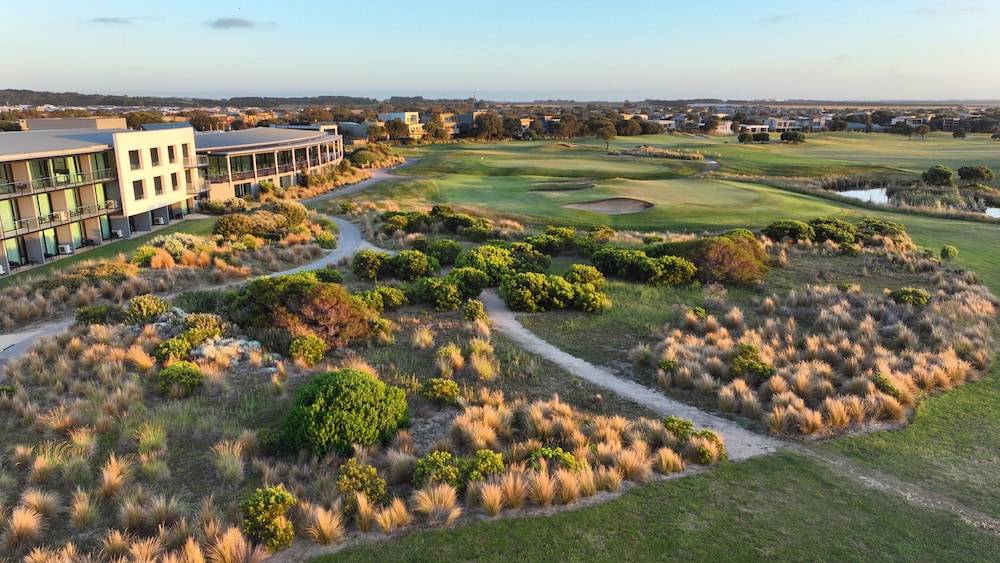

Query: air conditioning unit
[[53, 211, 68, 221], [57, 244, 74, 255], [153, 217, 166, 225], [0, 264, 5, 275], [111, 229, 124, 239], [105, 200, 117, 210]]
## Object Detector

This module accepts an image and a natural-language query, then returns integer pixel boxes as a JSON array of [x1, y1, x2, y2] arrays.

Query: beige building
[[195, 127, 344, 200], [0, 119, 205, 274]]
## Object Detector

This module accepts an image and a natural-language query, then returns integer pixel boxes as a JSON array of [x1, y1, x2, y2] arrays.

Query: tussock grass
[[3, 506, 45, 552], [597, 466, 624, 492], [411, 483, 462, 527], [306, 505, 345, 545], [499, 471, 528, 509], [354, 494, 377, 533], [527, 469, 557, 507], [555, 469, 581, 505], [69, 488, 97, 532], [19, 488, 60, 519], [653, 447, 685, 474], [796, 408, 826, 435], [821, 397, 850, 427], [375, 497, 412, 533], [98, 454, 132, 500], [478, 482, 505, 516], [206, 527, 268, 563], [211, 440, 245, 486]]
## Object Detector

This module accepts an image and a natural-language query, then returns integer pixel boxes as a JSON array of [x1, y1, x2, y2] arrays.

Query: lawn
[[315, 451, 1000, 562]]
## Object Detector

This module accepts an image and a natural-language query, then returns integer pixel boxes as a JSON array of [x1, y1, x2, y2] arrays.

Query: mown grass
[[316, 451, 1000, 562], [0, 218, 216, 290]]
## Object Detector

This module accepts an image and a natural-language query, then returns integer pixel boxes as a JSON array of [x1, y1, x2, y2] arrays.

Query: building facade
[[194, 128, 344, 200], [0, 120, 205, 274]]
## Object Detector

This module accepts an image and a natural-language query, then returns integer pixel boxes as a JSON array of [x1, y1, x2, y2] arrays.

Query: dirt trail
[[479, 290, 779, 461]]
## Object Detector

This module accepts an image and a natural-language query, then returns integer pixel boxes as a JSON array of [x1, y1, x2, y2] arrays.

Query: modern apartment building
[[0, 118, 205, 275], [194, 127, 344, 200]]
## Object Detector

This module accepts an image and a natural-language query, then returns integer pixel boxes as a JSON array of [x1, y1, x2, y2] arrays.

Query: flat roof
[[0, 128, 125, 162], [194, 128, 338, 154]]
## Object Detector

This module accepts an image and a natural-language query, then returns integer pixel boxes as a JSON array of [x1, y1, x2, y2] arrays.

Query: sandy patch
[[562, 197, 654, 215], [552, 142, 578, 148]]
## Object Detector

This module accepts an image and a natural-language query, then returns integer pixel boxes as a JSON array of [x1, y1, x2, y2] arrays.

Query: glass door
[[41, 228, 57, 258]]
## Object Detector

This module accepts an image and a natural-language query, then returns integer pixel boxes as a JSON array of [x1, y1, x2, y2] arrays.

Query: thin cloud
[[208, 17, 256, 29], [90, 17, 134, 26], [760, 14, 796, 24]]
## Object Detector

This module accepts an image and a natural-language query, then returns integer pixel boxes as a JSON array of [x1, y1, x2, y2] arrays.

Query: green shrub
[[527, 447, 577, 472], [762, 219, 814, 242], [157, 361, 204, 397], [314, 231, 337, 249], [407, 277, 463, 311], [413, 450, 463, 488], [689, 429, 728, 463], [337, 458, 386, 514], [639, 255, 698, 287], [156, 337, 192, 362], [289, 335, 327, 365], [454, 245, 515, 286], [339, 202, 357, 214], [941, 245, 959, 261], [75, 304, 124, 325], [213, 214, 258, 238], [590, 225, 616, 242], [186, 313, 228, 334], [809, 217, 857, 245], [314, 268, 344, 284], [692, 235, 769, 286], [729, 343, 776, 383], [351, 249, 391, 281], [571, 283, 611, 313], [268, 201, 308, 227], [130, 245, 158, 267], [282, 369, 409, 455], [389, 250, 440, 281], [563, 264, 605, 290], [179, 328, 215, 347], [0, 385, 16, 397], [462, 299, 487, 321], [857, 217, 906, 241], [463, 450, 504, 482], [123, 294, 170, 325], [523, 234, 566, 254], [420, 378, 460, 404], [425, 239, 463, 265], [889, 287, 931, 307], [873, 372, 904, 399], [663, 416, 695, 441], [445, 267, 490, 300], [510, 242, 552, 273], [241, 485, 296, 552]]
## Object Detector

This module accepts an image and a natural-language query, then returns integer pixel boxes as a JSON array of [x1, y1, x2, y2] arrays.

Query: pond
[[835, 187, 1000, 218]]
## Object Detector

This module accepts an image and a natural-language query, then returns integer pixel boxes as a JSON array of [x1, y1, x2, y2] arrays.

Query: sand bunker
[[553, 142, 578, 148], [529, 178, 596, 193], [562, 198, 654, 214]]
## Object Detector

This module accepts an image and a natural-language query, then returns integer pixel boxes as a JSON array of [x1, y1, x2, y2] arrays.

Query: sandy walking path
[[479, 290, 780, 461]]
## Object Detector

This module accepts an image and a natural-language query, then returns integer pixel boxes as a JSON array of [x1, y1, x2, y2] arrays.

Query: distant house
[[377, 112, 424, 140], [456, 111, 487, 136], [765, 118, 801, 133]]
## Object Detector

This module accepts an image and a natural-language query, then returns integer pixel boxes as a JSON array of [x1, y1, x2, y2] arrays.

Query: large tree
[[502, 116, 524, 139], [957, 166, 995, 184], [922, 165, 955, 187], [125, 111, 164, 130], [385, 118, 409, 141], [187, 111, 221, 132], [367, 124, 387, 142], [953, 128, 967, 139], [473, 112, 503, 139], [916, 124, 931, 139], [595, 122, 616, 150], [423, 117, 450, 142]]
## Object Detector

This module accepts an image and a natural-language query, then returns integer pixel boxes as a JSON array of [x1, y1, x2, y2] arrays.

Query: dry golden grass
[[98, 454, 132, 500], [69, 488, 97, 532], [821, 397, 850, 427], [653, 447, 685, 474], [19, 488, 60, 519], [717, 387, 739, 413], [205, 527, 268, 563], [554, 469, 581, 505], [527, 470, 557, 507], [499, 470, 528, 509], [597, 466, 624, 492], [354, 493, 376, 533], [617, 447, 653, 482], [374, 497, 412, 533], [796, 408, 826, 435], [767, 405, 790, 435], [3, 506, 45, 552], [411, 483, 462, 527], [411, 326, 435, 350], [211, 440, 245, 486], [478, 482, 504, 516], [306, 505, 345, 545]]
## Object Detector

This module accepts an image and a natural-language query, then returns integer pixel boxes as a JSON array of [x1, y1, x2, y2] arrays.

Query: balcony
[[187, 180, 211, 195], [0, 200, 120, 237], [184, 156, 209, 168], [5, 169, 119, 199]]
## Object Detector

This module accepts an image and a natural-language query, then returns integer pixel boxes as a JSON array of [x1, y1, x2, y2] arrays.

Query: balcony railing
[[26, 168, 118, 192], [187, 180, 211, 194], [0, 200, 120, 237], [184, 156, 209, 168]]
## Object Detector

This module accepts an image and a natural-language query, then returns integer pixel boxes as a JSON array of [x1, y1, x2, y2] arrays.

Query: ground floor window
[[234, 182, 252, 198], [5, 237, 25, 265], [100, 216, 110, 240], [279, 175, 293, 188]]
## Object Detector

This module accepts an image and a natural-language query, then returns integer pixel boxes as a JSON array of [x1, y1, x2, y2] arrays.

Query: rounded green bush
[[455, 245, 515, 285], [425, 239, 463, 265], [420, 378, 460, 404], [351, 249, 391, 281], [156, 337, 192, 362], [289, 335, 327, 365], [809, 217, 857, 245], [314, 268, 344, 284], [157, 360, 204, 397], [314, 231, 338, 249], [337, 458, 386, 514], [889, 287, 931, 307], [241, 485, 296, 552], [389, 250, 440, 281], [463, 449, 504, 482], [563, 264, 606, 290], [413, 450, 463, 488], [130, 245, 157, 267], [124, 294, 170, 325], [462, 299, 487, 321], [269, 201, 308, 227], [941, 245, 959, 261], [282, 369, 409, 455]]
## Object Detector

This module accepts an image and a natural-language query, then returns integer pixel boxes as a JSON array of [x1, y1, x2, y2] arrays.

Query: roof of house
[[193, 128, 337, 154], [0, 128, 125, 162]]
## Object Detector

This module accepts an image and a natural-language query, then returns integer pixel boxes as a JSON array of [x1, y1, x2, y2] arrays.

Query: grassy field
[[316, 451, 1000, 563], [313, 135, 1000, 559]]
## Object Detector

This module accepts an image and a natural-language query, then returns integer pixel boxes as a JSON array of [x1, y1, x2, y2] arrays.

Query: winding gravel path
[[479, 290, 779, 461]]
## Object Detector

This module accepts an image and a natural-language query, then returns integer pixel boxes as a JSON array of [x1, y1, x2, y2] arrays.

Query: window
[[279, 175, 293, 188], [171, 173, 179, 191], [167, 145, 176, 163], [234, 182, 251, 198], [154, 177, 164, 195], [133, 180, 145, 200], [182, 144, 190, 158], [128, 150, 141, 170], [150, 148, 160, 166]]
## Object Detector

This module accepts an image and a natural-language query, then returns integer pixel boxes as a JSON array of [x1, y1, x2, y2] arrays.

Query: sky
[[3, 0, 1000, 103]]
